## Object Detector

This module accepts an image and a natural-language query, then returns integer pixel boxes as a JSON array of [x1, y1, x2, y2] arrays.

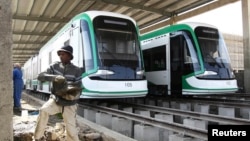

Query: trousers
[[13, 79, 23, 107], [34, 96, 79, 141]]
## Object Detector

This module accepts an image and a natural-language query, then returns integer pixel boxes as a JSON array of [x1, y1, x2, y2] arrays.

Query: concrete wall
[[224, 33, 244, 71], [0, 0, 13, 140], [223, 33, 244, 91]]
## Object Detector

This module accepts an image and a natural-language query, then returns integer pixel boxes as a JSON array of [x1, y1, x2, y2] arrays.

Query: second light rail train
[[140, 22, 238, 96]]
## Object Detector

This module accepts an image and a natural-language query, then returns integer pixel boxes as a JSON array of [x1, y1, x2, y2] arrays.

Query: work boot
[[13, 106, 22, 112]]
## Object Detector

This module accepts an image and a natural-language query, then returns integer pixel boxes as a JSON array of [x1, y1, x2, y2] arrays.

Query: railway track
[[25, 90, 250, 141], [145, 94, 250, 109], [193, 93, 250, 100]]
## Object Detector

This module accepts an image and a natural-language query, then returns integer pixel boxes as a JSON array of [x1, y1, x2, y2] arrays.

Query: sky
[[179, 1, 243, 36]]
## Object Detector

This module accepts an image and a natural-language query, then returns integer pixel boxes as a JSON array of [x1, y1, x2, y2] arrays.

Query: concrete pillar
[[242, 0, 250, 93], [218, 107, 235, 118], [175, 103, 191, 124], [77, 105, 84, 116], [169, 134, 193, 141], [240, 108, 250, 119], [162, 101, 170, 108], [84, 109, 96, 122], [180, 103, 191, 111], [193, 104, 209, 114], [135, 110, 151, 117], [183, 118, 207, 130], [96, 112, 112, 129], [110, 104, 119, 109], [146, 99, 156, 106], [123, 107, 134, 137], [124, 107, 133, 113], [134, 124, 160, 141], [170, 101, 178, 109], [155, 114, 174, 141], [112, 117, 133, 137], [0, 0, 13, 140], [157, 100, 163, 106], [136, 98, 144, 104]]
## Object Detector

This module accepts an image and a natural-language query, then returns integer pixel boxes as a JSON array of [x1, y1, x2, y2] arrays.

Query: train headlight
[[196, 71, 217, 77], [89, 70, 115, 77], [231, 71, 236, 78], [136, 70, 144, 75]]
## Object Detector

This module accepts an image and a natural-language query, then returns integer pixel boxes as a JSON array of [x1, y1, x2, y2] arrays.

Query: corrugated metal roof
[[11, 0, 239, 65]]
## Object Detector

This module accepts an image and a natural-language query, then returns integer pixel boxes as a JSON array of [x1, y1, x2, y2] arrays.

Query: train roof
[[74, 11, 137, 25], [140, 22, 219, 40], [181, 22, 217, 30], [39, 10, 137, 53]]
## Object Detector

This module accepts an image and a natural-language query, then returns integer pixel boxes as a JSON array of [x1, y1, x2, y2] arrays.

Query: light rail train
[[23, 11, 148, 98], [140, 22, 238, 95]]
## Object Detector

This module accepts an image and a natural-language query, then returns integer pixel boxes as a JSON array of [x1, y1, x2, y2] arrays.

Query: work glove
[[54, 75, 66, 84], [66, 86, 82, 96], [52, 75, 68, 96]]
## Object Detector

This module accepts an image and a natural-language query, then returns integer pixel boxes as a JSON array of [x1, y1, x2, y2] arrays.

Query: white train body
[[140, 22, 238, 95]]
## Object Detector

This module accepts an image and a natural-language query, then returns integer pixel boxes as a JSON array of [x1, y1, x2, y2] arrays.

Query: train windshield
[[195, 26, 234, 79], [93, 16, 144, 80]]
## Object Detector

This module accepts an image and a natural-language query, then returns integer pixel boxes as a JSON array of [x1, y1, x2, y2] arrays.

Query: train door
[[170, 31, 199, 95], [170, 32, 184, 95]]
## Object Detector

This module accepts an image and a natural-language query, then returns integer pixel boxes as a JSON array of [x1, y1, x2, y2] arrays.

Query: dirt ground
[[13, 94, 102, 141]]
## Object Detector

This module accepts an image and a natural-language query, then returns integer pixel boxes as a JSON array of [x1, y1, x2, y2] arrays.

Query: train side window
[[81, 20, 94, 72], [64, 40, 70, 46], [143, 45, 166, 72]]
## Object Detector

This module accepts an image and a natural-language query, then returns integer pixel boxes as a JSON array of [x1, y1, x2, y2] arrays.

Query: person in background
[[13, 63, 24, 111], [34, 45, 82, 141]]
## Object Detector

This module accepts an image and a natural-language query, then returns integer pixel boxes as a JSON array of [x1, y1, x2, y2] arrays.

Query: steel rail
[[120, 102, 250, 125], [80, 102, 208, 140]]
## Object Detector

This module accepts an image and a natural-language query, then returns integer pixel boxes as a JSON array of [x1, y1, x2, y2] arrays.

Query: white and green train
[[23, 11, 148, 99], [140, 22, 238, 95]]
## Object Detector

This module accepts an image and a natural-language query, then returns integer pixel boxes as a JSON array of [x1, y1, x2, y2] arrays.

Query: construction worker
[[13, 63, 24, 111], [34, 45, 82, 141]]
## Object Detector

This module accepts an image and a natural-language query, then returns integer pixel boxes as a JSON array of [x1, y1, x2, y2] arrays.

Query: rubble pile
[[13, 114, 102, 141], [13, 96, 102, 141]]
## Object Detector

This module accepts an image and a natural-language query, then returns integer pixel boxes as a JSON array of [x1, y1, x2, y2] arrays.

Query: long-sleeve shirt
[[38, 61, 82, 101]]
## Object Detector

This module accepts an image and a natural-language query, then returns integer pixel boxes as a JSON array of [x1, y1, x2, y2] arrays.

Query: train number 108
[[125, 82, 132, 87]]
